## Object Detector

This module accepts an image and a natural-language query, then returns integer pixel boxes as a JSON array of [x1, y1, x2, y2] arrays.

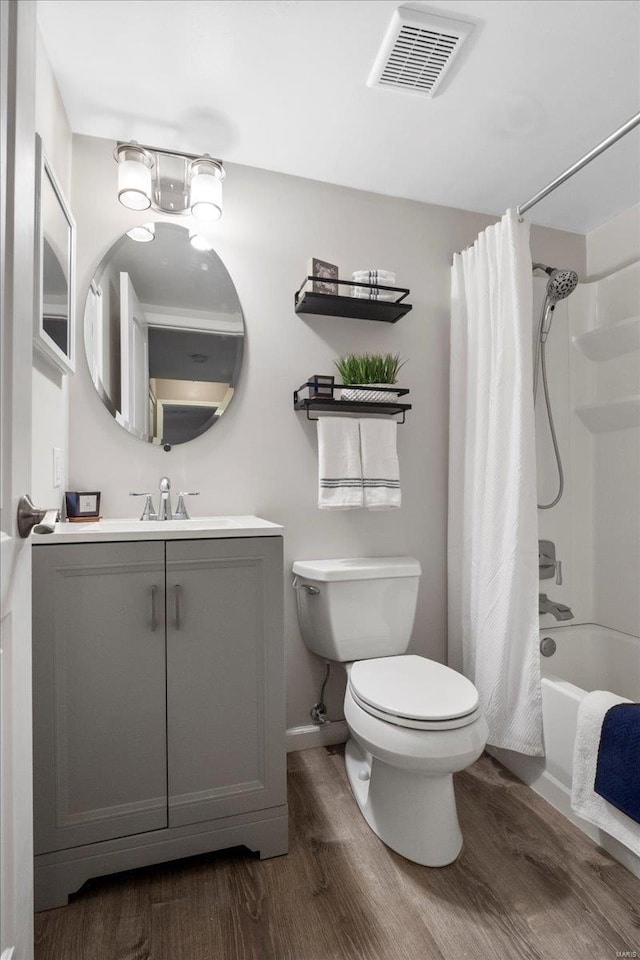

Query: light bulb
[[126, 222, 155, 242], [189, 231, 213, 251], [115, 143, 153, 211], [189, 157, 223, 221]]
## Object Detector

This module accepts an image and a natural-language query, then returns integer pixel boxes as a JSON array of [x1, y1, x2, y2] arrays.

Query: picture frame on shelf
[[308, 257, 339, 295], [308, 374, 334, 399]]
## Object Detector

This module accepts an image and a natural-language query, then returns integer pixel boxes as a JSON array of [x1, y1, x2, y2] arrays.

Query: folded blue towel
[[594, 703, 640, 824]]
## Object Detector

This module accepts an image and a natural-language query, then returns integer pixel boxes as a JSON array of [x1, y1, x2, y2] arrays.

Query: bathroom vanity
[[32, 518, 287, 910]]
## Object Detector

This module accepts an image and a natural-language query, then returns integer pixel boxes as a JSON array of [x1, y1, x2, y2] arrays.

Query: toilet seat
[[349, 655, 480, 731]]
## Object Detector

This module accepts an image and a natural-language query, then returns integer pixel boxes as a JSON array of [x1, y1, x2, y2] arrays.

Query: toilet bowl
[[343, 656, 488, 865], [292, 556, 488, 867]]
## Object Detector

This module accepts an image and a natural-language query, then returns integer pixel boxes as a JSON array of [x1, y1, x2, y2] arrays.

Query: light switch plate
[[52, 446, 62, 488]]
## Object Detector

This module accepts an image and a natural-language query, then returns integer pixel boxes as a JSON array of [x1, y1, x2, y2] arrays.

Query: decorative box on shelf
[[65, 491, 101, 521], [294, 277, 412, 324], [293, 380, 411, 423]]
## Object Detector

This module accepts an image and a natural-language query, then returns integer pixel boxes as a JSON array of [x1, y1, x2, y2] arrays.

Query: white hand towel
[[360, 418, 401, 510], [317, 417, 363, 510], [571, 689, 639, 856]]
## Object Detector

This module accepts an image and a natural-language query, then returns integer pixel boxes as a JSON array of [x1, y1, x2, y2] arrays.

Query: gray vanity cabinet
[[33, 541, 168, 854], [32, 534, 287, 910], [166, 537, 285, 827]]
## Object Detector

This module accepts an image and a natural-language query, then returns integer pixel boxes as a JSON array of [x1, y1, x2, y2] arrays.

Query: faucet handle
[[174, 492, 199, 521], [129, 492, 157, 521]]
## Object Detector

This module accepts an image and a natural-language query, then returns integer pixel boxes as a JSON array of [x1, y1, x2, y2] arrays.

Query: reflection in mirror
[[84, 222, 244, 447], [35, 134, 75, 373], [42, 236, 69, 353]]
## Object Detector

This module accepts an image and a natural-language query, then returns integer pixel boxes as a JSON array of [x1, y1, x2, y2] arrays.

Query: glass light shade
[[190, 159, 223, 221], [126, 223, 155, 243], [117, 148, 153, 211], [188, 230, 213, 251]]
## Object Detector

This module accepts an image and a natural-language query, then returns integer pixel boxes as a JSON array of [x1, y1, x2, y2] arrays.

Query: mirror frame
[[34, 133, 76, 374]]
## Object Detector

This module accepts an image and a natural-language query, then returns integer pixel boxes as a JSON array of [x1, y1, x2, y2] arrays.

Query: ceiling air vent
[[367, 8, 473, 98]]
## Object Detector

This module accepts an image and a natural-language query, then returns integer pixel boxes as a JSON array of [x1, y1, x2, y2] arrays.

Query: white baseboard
[[286, 721, 349, 753]]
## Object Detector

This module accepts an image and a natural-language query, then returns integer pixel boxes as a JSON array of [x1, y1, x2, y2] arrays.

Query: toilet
[[292, 556, 488, 867]]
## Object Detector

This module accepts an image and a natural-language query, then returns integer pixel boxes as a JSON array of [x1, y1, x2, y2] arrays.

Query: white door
[[1, 2, 36, 958], [120, 272, 149, 437]]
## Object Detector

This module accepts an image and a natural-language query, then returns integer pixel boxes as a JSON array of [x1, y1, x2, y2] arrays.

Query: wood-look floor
[[35, 747, 640, 960]]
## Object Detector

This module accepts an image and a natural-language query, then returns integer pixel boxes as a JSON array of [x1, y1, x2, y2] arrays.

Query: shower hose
[[534, 327, 564, 510]]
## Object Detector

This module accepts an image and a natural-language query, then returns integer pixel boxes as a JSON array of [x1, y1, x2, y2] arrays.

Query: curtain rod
[[517, 110, 640, 219]]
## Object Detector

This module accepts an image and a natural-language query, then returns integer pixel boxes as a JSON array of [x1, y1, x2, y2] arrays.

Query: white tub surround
[[449, 210, 542, 756], [536, 257, 640, 639], [490, 624, 640, 878], [32, 516, 283, 543]]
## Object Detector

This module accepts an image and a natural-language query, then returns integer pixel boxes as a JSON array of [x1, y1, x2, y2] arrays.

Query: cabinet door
[[33, 542, 167, 854], [166, 537, 285, 827]]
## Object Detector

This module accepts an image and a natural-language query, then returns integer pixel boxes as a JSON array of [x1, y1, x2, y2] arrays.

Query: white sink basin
[[32, 516, 283, 544]]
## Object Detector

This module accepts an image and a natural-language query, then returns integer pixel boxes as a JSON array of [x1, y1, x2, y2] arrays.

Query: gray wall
[[69, 133, 585, 731]]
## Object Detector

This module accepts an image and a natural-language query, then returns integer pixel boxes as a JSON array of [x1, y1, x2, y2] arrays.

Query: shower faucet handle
[[555, 560, 562, 586], [538, 539, 563, 584]]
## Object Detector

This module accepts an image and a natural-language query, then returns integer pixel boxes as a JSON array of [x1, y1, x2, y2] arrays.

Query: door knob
[[17, 494, 57, 538]]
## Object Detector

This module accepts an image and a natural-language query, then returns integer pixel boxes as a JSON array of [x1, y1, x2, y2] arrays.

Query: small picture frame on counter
[[65, 490, 101, 521], [308, 257, 339, 295], [309, 374, 335, 399]]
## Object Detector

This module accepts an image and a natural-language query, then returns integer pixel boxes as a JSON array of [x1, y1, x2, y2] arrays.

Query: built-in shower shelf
[[572, 315, 640, 361], [575, 396, 640, 433]]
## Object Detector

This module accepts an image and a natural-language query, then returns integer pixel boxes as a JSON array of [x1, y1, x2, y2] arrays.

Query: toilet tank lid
[[292, 557, 422, 582]]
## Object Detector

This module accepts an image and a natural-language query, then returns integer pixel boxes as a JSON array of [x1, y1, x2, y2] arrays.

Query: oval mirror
[[84, 221, 244, 447]]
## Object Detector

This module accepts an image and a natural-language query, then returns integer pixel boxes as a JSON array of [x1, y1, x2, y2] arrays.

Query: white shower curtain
[[448, 209, 543, 756]]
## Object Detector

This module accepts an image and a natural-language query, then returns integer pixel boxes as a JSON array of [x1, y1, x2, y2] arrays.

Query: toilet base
[[345, 737, 463, 867]]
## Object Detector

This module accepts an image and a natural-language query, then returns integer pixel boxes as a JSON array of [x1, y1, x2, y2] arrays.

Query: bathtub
[[489, 623, 640, 878]]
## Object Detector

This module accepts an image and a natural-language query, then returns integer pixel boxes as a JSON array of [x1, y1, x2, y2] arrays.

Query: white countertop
[[32, 516, 283, 544]]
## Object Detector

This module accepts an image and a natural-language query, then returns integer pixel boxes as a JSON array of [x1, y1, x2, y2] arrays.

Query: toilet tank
[[292, 557, 421, 662]]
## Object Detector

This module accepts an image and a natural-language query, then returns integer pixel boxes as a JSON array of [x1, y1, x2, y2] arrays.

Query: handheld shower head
[[532, 263, 579, 303], [546, 268, 578, 303], [532, 262, 579, 511]]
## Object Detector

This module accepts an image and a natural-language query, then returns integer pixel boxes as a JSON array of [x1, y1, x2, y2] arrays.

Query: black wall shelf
[[293, 381, 411, 424], [294, 277, 412, 324]]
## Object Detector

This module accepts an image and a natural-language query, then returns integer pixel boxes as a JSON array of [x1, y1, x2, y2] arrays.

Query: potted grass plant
[[334, 352, 406, 403]]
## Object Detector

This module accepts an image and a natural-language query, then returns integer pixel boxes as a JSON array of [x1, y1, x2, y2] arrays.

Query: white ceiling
[[38, 0, 640, 233]]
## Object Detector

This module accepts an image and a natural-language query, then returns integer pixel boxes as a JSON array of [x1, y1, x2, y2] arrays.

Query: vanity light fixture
[[114, 141, 225, 221], [126, 222, 156, 243]]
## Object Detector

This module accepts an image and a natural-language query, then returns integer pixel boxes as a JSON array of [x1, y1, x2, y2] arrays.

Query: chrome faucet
[[130, 477, 198, 521], [539, 593, 573, 621], [158, 476, 173, 521]]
